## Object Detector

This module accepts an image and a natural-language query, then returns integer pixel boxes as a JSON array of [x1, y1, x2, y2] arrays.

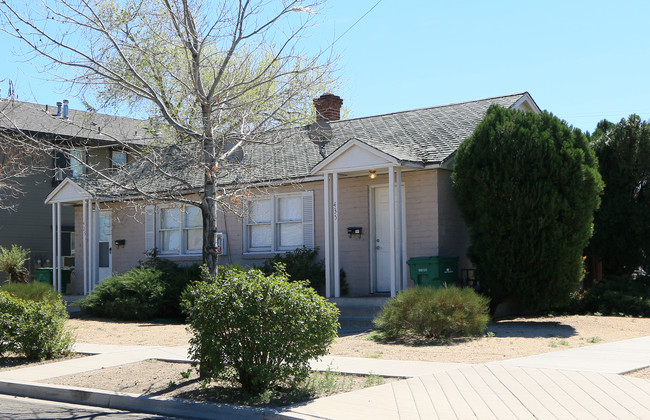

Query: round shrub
[[373, 286, 490, 339], [182, 265, 340, 393], [0, 291, 73, 359], [79, 261, 200, 320]]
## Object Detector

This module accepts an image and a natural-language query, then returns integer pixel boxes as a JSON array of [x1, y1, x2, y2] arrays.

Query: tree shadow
[[487, 320, 577, 338]]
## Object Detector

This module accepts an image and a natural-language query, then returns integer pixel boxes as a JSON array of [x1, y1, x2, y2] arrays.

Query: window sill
[[158, 254, 202, 263]]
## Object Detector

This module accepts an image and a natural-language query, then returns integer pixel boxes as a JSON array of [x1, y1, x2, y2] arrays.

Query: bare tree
[[0, 0, 336, 274]]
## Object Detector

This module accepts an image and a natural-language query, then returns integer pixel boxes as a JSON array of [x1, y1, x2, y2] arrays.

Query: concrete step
[[331, 297, 390, 332], [338, 316, 375, 332]]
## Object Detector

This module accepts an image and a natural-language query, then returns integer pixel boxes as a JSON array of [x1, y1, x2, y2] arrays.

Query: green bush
[[182, 265, 340, 393], [0, 245, 30, 283], [262, 247, 348, 295], [79, 260, 200, 320], [373, 286, 490, 339], [453, 105, 603, 310], [1, 281, 61, 304], [0, 291, 73, 359], [558, 276, 650, 317]]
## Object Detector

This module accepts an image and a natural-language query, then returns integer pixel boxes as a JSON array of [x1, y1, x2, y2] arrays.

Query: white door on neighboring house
[[98, 210, 112, 282], [372, 185, 406, 293]]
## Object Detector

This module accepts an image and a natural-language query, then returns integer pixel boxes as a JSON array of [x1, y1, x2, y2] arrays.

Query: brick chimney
[[313, 93, 343, 122]]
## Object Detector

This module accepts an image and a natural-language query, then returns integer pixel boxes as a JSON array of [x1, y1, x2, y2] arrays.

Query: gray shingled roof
[[0, 99, 155, 144], [79, 92, 529, 197]]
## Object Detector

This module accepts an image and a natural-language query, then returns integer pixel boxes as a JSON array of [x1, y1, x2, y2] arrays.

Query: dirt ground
[[67, 314, 650, 363], [20, 315, 650, 402]]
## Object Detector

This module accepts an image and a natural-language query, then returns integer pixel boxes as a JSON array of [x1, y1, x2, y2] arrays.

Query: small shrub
[[261, 247, 325, 292], [373, 286, 490, 339], [0, 245, 30, 283], [0, 291, 73, 359], [182, 265, 340, 393], [262, 247, 349, 295], [557, 276, 650, 317], [1, 281, 61, 304], [79, 260, 200, 320]]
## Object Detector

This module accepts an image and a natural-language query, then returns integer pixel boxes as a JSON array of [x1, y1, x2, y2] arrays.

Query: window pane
[[186, 229, 202, 252], [279, 223, 302, 248], [111, 151, 126, 167], [250, 225, 272, 248], [250, 199, 271, 223], [278, 196, 301, 222], [99, 214, 111, 241], [161, 208, 180, 229], [185, 206, 202, 228], [70, 149, 85, 178], [162, 230, 180, 252]]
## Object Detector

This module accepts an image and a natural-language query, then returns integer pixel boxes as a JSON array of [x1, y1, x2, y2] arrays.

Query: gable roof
[[0, 99, 156, 145], [76, 92, 537, 197]]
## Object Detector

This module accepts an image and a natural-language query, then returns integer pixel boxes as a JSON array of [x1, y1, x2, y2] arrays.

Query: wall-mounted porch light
[[369, 170, 377, 179]]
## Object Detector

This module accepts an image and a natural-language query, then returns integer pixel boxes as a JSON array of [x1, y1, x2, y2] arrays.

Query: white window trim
[[156, 204, 202, 256], [244, 191, 314, 254]]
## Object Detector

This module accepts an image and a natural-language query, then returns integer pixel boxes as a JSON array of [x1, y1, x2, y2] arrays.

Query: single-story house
[[45, 92, 540, 297]]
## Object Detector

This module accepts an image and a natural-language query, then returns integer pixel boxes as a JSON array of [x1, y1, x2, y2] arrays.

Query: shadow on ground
[[488, 321, 577, 338]]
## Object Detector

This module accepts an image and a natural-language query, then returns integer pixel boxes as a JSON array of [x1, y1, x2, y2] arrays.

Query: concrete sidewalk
[[0, 337, 649, 419]]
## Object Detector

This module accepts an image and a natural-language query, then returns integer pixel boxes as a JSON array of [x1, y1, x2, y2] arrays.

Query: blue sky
[[1, 0, 649, 133]]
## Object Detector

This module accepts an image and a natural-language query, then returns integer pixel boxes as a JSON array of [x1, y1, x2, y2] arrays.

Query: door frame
[[369, 183, 406, 294]]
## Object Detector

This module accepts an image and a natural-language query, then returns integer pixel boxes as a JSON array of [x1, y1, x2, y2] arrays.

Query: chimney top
[[56, 102, 62, 117], [313, 93, 343, 123]]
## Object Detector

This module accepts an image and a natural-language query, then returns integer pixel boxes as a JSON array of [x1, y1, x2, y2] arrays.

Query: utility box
[[407, 256, 459, 288], [35, 267, 73, 293]]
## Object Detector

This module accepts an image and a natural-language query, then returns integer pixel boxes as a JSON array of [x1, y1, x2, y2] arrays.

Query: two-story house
[[0, 98, 154, 285]]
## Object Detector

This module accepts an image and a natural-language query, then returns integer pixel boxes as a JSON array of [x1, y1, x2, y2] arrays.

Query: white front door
[[373, 186, 392, 292], [372, 185, 406, 293], [98, 210, 112, 282]]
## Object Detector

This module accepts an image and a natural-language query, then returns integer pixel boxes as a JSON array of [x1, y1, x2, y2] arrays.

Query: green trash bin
[[34, 267, 72, 293], [35, 268, 53, 285], [407, 256, 459, 288]]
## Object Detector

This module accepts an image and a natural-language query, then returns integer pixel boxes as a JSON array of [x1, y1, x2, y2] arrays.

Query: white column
[[82, 200, 88, 296], [333, 172, 340, 298], [323, 173, 331, 298], [56, 202, 62, 293], [51, 204, 58, 292], [388, 166, 396, 297], [397, 168, 406, 291], [93, 201, 100, 290]]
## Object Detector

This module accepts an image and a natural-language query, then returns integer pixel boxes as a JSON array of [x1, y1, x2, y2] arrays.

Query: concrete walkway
[[0, 338, 648, 419]]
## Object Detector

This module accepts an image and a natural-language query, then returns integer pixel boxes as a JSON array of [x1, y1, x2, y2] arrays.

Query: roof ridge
[[0, 98, 149, 124], [330, 92, 529, 124]]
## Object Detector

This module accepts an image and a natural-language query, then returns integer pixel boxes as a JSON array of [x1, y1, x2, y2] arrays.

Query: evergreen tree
[[589, 116, 650, 275], [453, 105, 603, 310]]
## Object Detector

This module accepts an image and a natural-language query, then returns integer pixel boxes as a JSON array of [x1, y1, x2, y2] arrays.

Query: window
[[69, 149, 85, 178], [111, 150, 127, 168], [158, 205, 202, 255], [245, 191, 313, 253]]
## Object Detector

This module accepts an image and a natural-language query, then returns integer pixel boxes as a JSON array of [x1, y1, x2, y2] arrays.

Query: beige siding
[[436, 169, 472, 272]]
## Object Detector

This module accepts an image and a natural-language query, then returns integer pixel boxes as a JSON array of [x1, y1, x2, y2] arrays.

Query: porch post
[[397, 168, 406, 291], [82, 199, 88, 296], [388, 166, 396, 297], [93, 201, 100, 290], [323, 173, 331, 298], [333, 172, 340, 298], [56, 202, 62, 293], [51, 204, 58, 292]]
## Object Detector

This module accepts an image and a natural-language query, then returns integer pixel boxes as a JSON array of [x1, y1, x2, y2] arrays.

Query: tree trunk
[[201, 197, 219, 278]]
